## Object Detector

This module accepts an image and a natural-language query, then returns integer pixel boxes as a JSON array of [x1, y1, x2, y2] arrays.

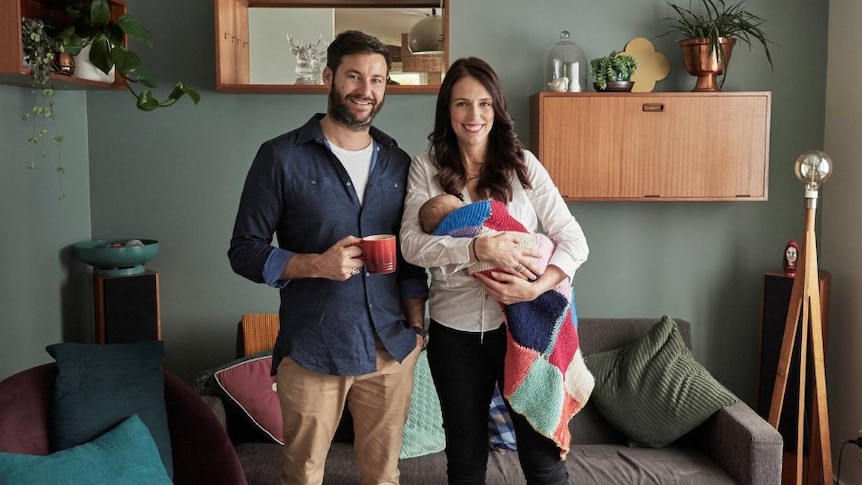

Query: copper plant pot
[[679, 37, 736, 92]]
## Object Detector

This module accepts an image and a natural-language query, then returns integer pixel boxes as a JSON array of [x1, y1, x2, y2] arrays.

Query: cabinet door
[[634, 95, 770, 199], [530, 92, 770, 201], [532, 95, 642, 199]]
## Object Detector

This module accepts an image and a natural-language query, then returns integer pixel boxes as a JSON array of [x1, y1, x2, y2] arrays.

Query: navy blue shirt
[[229, 114, 428, 376]]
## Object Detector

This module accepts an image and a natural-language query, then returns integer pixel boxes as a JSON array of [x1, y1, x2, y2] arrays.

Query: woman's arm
[[399, 153, 472, 273]]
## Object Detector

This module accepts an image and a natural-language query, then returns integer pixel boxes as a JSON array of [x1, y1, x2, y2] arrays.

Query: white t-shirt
[[330, 142, 374, 204]]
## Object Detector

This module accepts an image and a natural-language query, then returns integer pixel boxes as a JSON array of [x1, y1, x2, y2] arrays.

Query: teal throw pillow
[[46, 340, 173, 478], [400, 351, 445, 459], [0, 414, 172, 485], [584, 316, 738, 448]]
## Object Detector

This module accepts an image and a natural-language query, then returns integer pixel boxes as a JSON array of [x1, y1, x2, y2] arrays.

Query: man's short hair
[[327, 30, 392, 74]]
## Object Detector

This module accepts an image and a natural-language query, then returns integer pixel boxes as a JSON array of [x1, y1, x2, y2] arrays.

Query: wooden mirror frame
[[215, 0, 448, 94]]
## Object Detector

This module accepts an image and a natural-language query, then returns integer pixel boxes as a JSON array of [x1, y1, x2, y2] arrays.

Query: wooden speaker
[[756, 270, 830, 455], [93, 270, 161, 344]]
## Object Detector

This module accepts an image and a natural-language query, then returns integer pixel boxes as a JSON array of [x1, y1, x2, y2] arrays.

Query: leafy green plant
[[588, 51, 638, 91], [55, 0, 200, 111], [21, 17, 65, 195], [662, 0, 774, 72]]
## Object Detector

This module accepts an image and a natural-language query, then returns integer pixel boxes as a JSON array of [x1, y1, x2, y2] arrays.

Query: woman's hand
[[474, 265, 567, 305], [473, 232, 541, 280]]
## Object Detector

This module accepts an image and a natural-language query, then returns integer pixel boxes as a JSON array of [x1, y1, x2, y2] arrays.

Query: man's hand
[[281, 235, 364, 281]]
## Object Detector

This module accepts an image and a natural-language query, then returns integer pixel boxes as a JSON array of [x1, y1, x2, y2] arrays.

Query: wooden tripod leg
[[807, 260, 832, 484], [768, 258, 806, 428]]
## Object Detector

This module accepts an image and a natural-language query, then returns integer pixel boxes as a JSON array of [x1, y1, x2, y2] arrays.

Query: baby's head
[[419, 194, 464, 234]]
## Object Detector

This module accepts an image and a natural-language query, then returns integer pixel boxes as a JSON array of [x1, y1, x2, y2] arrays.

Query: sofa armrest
[[682, 401, 782, 485], [201, 394, 228, 431]]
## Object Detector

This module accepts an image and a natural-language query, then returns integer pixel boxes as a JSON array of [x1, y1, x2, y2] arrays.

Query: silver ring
[[350, 267, 361, 276], [514, 264, 525, 272]]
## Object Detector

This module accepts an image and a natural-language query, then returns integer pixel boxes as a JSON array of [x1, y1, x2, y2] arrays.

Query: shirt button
[[346, 181, 353, 187]]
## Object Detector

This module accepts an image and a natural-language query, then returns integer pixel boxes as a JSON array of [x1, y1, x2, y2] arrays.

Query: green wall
[[1, 0, 829, 408], [0, 87, 93, 377]]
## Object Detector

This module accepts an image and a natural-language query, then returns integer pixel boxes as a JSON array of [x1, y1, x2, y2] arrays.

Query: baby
[[418, 194, 546, 276]]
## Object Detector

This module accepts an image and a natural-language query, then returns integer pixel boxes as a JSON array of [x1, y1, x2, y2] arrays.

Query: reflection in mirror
[[250, 8, 444, 86], [215, 0, 448, 94]]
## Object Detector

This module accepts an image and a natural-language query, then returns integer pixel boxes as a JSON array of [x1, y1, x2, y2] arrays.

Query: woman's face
[[448, 75, 494, 151]]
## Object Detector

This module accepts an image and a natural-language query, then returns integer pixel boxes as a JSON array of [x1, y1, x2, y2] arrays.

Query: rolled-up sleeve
[[229, 143, 292, 287]]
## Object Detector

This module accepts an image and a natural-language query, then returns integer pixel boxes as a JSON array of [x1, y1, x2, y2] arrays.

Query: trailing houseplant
[[55, 0, 200, 111], [588, 51, 638, 91], [21, 17, 66, 193], [662, 0, 774, 89]]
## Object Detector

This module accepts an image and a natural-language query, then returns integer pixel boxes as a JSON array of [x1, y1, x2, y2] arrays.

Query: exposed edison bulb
[[793, 150, 833, 196]]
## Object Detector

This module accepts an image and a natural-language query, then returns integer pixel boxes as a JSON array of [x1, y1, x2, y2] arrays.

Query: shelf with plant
[[54, 0, 200, 111]]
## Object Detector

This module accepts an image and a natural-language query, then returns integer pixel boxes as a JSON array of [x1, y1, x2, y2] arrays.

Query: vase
[[72, 43, 115, 83], [679, 37, 735, 92]]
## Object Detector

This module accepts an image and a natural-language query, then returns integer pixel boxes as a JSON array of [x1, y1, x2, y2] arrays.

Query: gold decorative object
[[623, 37, 669, 93]]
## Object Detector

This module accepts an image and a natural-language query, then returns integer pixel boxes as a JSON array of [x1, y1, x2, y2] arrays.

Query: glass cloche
[[544, 31, 587, 92]]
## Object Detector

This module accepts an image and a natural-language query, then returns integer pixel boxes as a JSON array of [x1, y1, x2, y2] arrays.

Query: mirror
[[215, 0, 448, 94]]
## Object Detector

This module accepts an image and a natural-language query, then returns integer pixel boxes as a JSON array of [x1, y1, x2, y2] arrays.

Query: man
[[228, 30, 428, 485]]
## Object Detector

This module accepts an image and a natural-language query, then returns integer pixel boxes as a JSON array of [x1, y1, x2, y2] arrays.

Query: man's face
[[324, 53, 388, 131]]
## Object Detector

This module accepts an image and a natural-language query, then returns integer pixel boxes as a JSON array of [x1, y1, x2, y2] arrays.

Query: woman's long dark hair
[[428, 57, 530, 202]]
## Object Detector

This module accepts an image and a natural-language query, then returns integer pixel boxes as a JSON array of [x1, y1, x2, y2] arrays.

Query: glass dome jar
[[544, 30, 587, 92]]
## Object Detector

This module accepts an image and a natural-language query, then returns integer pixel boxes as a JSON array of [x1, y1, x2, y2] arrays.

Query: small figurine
[[548, 76, 569, 92], [783, 240, 800, 276]]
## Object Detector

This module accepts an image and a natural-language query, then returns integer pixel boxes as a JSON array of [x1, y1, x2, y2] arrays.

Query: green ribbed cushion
[[584, 316, 738, 448]]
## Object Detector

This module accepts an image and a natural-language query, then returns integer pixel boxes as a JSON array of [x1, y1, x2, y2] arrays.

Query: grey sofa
[[203, 318, 782, 485]]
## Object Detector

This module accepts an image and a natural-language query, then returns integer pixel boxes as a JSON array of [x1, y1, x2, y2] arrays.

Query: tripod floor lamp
[[768, 150, 834, 485]]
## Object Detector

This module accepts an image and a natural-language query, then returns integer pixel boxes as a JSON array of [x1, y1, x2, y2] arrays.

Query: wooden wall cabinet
[[529, 92, 772, 201], [215, 0, 250, 86], [0, 0, 127, 90]]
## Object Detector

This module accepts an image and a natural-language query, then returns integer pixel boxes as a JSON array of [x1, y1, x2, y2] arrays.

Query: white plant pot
[[73, 43, 116, 83]]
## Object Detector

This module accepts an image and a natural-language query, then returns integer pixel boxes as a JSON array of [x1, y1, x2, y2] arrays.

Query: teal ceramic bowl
[[73, 239, 159, 276]]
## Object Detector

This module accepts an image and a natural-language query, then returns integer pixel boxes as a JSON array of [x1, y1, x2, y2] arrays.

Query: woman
[[400, 57, 589, 484]]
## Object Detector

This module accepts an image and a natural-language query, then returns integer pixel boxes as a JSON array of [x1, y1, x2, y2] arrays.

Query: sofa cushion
[[400, 350, 445, 458], [0, 414, 172, 485], [584, 316, 737, 447], [211, 352, 283, 444], [46, 341, 173, 478]]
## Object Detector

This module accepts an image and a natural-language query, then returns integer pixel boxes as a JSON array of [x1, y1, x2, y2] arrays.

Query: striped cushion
[[584, 316, 737, 448]]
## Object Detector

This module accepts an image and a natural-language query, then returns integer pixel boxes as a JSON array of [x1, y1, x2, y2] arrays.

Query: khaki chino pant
[[277, 342, 419, 485]]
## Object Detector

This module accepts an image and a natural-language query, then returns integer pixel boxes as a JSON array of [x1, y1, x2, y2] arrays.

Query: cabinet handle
[[642, 103, 665, 112]]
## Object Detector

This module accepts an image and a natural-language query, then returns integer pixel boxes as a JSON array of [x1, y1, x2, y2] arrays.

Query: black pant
[[427, 320, 568, 485]]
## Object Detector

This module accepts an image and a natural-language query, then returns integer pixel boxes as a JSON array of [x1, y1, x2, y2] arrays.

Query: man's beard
[[327, 86, 384, 131]]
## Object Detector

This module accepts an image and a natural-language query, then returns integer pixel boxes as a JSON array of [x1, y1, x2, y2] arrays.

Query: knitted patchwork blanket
[[433, 200, 594, 458]]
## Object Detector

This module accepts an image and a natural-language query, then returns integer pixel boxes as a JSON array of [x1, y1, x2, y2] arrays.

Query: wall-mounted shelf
[[0, 0, 127, 91], [529, 91, 772, 201], [214, 0, 446, 94]]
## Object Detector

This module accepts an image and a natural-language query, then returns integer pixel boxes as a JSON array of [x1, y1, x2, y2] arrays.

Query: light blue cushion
[[0, 414, 171, 485], [400, 351, 445, 459]]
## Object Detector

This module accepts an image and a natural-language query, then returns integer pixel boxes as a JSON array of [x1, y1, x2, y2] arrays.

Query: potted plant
[[662, 0, 774, 91], [55, 0, 200, 111], [21, 17, 66, 188], [588, 51, 638, 92]]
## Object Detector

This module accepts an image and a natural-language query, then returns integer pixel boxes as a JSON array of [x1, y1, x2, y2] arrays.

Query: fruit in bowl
[[73, 239, 159, 276]]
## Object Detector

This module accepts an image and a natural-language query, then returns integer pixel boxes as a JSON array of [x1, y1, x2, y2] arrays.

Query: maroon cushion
[[0, 364, 56, 455], [212, 354, 283, 444]]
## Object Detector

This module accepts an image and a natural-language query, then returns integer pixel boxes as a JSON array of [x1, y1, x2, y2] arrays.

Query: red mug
[[361, 234, 397, 274]]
